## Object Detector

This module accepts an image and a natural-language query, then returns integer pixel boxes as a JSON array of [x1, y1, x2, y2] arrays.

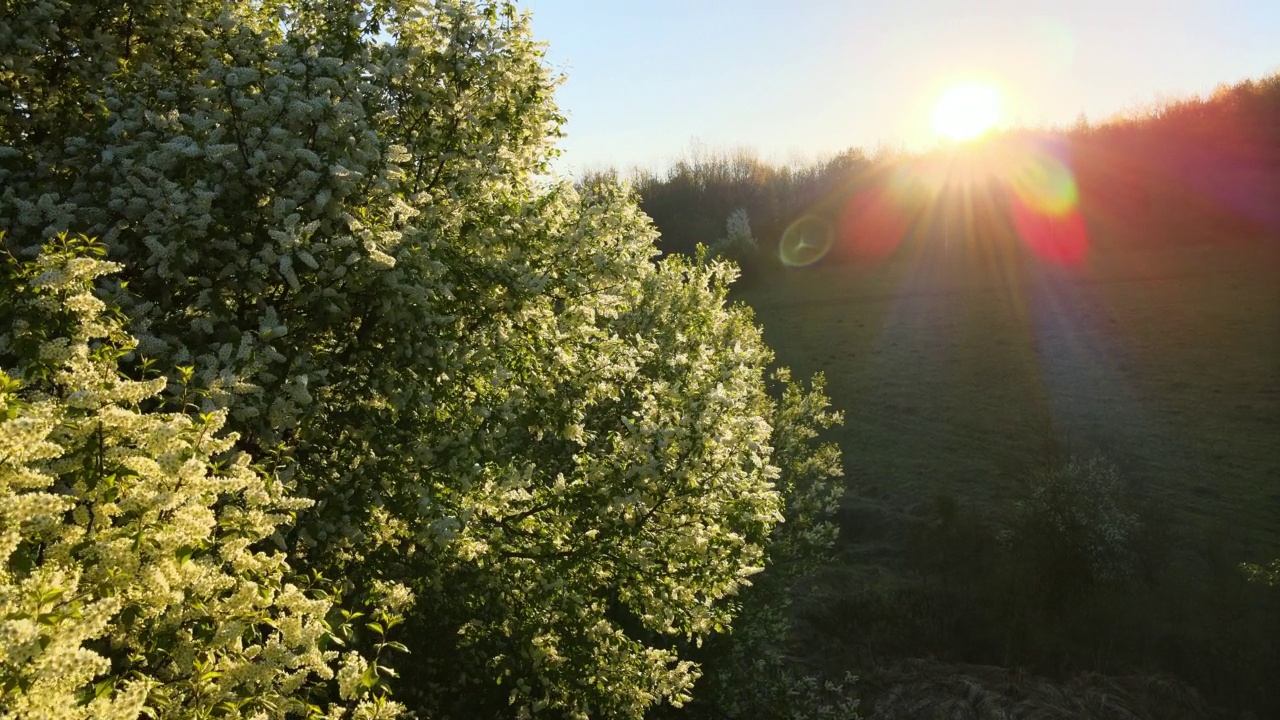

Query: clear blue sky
[[518, 0, 1279, 174]]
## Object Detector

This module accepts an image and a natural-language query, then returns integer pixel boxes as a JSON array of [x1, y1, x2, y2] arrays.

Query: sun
[[932, 84, 1001, 142]]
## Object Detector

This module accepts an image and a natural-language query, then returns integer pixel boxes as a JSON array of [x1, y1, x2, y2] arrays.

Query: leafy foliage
[[0, 2, 845, 717], [670, 370, 859, 720], [709, 208, 757, 261], [1242, 558, 1280, 586], [0, 235, 396, 719], [707, 208, 760, 284], [633, 147, 882, 264], [1001, 455, 1140, 596]]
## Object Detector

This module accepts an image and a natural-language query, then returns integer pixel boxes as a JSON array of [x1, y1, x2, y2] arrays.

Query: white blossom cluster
[[1, 2, 844, 718], [0, 240, 399, 718], [681, 369, 854, 719], [709, 208, 758, 262]]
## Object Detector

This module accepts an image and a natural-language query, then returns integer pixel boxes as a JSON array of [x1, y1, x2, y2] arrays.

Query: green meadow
[[743, 236, 1279, 557], [716, 202, 1280, 714]]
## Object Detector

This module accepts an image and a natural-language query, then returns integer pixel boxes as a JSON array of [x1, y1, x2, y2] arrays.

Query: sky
[[517, 0, 1280, 175]]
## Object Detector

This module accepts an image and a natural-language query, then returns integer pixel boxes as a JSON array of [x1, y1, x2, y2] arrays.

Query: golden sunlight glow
[[932, 84, 1001, 142]]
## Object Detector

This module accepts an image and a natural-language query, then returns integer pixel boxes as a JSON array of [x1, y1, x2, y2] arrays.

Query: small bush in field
[[710, 208, 759, 263], [1002, 456, 1140, 603]]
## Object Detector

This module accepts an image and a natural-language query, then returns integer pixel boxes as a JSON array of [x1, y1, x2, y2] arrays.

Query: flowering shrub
[[0, 234, 397, 719], [1001, 455, 1140, 603], [1, 2, 845, 717], [1243, 559, 1280, 586], [710, 208, 759, 264], [670, 370, 859, 720]]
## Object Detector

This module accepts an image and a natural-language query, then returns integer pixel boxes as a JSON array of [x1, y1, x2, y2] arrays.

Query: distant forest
[[605, 73, 1280, 268]]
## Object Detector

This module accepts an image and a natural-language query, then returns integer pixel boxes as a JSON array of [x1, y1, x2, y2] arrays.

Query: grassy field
[[740, 225, 1280, 560]]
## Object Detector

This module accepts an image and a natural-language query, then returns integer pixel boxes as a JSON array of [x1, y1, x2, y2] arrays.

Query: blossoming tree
[[0, 234, 401, 718], [1, 2, 846, 717]]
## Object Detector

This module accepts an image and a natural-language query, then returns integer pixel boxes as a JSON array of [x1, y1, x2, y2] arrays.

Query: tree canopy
[[0, 2, 844, 718]]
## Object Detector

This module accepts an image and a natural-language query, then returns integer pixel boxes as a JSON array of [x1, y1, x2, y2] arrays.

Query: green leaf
[[94, 678, 117, 700]]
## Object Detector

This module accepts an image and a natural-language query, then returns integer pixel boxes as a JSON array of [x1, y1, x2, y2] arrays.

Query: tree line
[[621, 73, 1280, 272]]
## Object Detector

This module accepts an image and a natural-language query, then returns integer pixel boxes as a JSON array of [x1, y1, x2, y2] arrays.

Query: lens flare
[[1006, 150, 1078, 215], [1002, 143, 1089, 265], [837, 185, 911, 261], [1010, 198, 1088, 265], [779, 216, 834, 267]]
